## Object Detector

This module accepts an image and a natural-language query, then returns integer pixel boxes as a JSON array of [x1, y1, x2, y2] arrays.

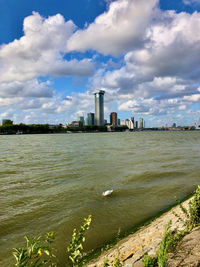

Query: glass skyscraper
[[94, 90, 105, 126]]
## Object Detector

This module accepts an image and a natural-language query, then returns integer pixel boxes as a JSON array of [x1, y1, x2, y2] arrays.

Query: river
[[0, 131, 200, 266]]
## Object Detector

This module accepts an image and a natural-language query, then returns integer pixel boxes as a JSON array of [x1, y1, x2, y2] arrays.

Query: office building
[[135, 121, 138, 129], [139, 118, 144, 129], [117, 119, 120, 126], [94, 90, 105, 126], [86, 113, 95, 126], [78, 116, 85, 126], [110, 112, 118, 126]]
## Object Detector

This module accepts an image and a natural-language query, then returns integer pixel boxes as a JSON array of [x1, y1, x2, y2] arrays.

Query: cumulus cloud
[[67, 0, 158, 55], [0, 12, 95, 121], [0, 12, 95, 84], [0, 80, 53, 98], [1, 2, 200, 125], [85, 8, 200, 120]]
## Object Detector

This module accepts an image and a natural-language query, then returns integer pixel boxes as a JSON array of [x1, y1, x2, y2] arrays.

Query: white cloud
[[0, 12, 95, 84], [86, 8, 200, 119], [66, 0, 158, 55], [0, 80, 53, 98]]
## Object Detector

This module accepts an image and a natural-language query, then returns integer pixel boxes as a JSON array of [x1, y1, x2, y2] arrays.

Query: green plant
[[142, 254, 157, 267], [189, 185, 200, 227], [157, 220, 171, 267], [167, 228, 188, 253], [103, 258, 109, 267], [13, 232, 57, 267], [67, 215, 92, 267], [174, 186, 200, 230], [113, 257, 122, 267]]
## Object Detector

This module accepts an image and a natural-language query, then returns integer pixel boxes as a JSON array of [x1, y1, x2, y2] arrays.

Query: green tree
[[2, 119, 13, 126]]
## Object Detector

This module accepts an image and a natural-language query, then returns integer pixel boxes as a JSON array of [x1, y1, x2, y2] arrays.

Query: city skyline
[[0, 0, 200, 127]]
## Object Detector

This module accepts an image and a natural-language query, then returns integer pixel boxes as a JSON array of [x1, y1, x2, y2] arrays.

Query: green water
[[0, 131, 200, 266]]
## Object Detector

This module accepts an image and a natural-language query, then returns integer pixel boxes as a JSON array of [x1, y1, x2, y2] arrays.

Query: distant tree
[[2, 119, 13, 126]]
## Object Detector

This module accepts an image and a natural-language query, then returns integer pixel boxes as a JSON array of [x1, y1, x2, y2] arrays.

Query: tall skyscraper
[[94, 90, 105, 126], [110, 112, 117, 126]]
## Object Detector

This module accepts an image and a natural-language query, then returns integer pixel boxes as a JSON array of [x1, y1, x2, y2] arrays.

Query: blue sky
[[0, 0, 200, 127]]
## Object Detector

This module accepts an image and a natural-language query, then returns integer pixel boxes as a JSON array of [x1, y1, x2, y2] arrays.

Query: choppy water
[[0, 131, 200, 266]]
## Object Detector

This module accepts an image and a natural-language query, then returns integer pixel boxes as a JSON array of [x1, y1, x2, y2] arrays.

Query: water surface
[[0, 132, 200, 266]]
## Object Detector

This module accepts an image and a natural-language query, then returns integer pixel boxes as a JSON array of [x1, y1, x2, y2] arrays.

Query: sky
[[0, 0, 200, 127]]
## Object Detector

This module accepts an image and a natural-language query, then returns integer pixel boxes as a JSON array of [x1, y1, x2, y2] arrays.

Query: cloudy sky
[[1, 0, 200, 127]]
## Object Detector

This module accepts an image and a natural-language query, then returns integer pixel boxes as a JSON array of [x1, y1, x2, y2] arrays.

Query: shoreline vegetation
[[0, 121, 197, 135], [12, 186, 200, 267]]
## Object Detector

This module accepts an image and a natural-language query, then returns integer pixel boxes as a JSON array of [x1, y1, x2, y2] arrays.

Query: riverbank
[[86, 195, 200, 266]]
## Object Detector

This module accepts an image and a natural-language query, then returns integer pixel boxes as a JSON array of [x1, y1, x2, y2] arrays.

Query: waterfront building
[[121, 119, 129, 127], [121, 118, 135, 129], [117, 119, 120, 126], [69, 121, 81, 127], [94, 90, 105, 126], [86, 113, 95, 126], [135, 121, 138, 129], [129, 117, 134, 130], [139, 118, 144, 129], [78, 116, 85, 126], [110, 112, 118, 126]]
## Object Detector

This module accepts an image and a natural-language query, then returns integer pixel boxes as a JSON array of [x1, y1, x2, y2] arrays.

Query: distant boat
[[102, 189, 113, 197], [16, 131, 23, 135]]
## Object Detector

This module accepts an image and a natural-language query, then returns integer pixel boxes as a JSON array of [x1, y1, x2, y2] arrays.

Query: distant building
[[121, 118, 134, 129], [69, 121, 81, 127], [94, 90, 105, 126], [117, 119, 120, 126], [78, 116, 85, 126], [110, 112, 118, 126], [139, 118, 144, 129], [130, 117, 134, 130], [135, 121, 138, 129], [121, 119, 129, 128], [86, 113, 95, 126], [172, 123, 176, 128]]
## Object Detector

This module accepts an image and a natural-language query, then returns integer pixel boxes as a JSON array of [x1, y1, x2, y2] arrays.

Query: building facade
[[86, 113, 95, 126], [77, 116, 85, 126], [110, 112, 118, 126], [94, 90, 105, 126], [139, 118, 144, 129]]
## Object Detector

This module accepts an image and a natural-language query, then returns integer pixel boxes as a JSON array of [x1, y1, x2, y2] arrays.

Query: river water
[[0, 131, 200, 266]]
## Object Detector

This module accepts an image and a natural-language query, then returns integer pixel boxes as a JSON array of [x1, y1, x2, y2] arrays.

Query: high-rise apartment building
[[110, 112, 118, 126], [94, 90, 105, 126]]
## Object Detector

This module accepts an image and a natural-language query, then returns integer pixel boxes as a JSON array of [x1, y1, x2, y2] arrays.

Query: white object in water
[[102, 189, 113, 197]]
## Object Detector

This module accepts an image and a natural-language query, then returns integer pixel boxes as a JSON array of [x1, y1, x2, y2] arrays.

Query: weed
[[67, 215, 92, 267], [103, 258, 109, 267], [113, 257, 122, 267], [142, 254, 157, 267], [157, 220, 171, 267], [167, 228, 188, 253], [13, 232, 57, 267], [189, 185, 200, 227]]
